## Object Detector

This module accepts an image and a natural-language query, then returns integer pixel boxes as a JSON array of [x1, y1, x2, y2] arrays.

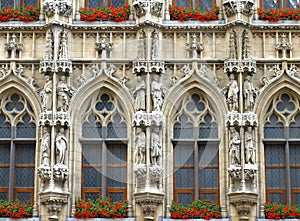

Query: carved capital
[[43, 0, 72, 17]]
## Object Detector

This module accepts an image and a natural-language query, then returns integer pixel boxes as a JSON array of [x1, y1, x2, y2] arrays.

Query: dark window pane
[[290, 144, 300, 165], [177, 193, 192, 206], [264, 114, 284, 138], [83, 167, 101, 187], [175, 168, 194, 188], [112, 0, 125, 6], [175, 144, 194, 166], [23, 0, 38, 6], [16, 114, 36, 138], [107, 122, 127, 139], [175, 0, 190, 7], [82, 115, 102, 138], [82, 144, 101, 165], [290, 114, 300, 138], [199, 168, 218, 188], [265, 144, 285, 165], [201, 193, 216, 201], [293, 193, 300, 204], [200, 1, 212, 11], [1, 0, 14, 7], [0, 144, 10, 164], [15, 192, 32, 202], [269, 193, 284, 204], [199, 144, 218, 166], [0, 114, 11, 138], [0, 168, 9, 187], [173, 115, 193, 139], [16, 168, 34, 187], [263, 0, 278, 8], [107, 168, 126, 188], [0, 192, 7, 200], [107, 144, 126, 165], [291, 168, 300, 188], [16, 144, 35, 164], [88, 0, 100, 8], [108, 192, 124, 201], [84, 192, 100, 201], [266, 169, 285, 188], [287, 0, 299, 9]]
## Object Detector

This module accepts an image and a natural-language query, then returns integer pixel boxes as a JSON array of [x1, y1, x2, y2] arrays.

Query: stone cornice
[[0, 19, 300, 31]]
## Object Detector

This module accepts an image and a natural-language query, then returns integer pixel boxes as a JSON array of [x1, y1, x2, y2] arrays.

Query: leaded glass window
[[0, 0, 38, 8], [173, 0, 215, 11], [172, 93, 219, 205], [261, 0, 299, 8], [264, 93, 300, 204], [0, 93, 36, 201], [81, 93, 127, 201], [85, 0, 126, 7]]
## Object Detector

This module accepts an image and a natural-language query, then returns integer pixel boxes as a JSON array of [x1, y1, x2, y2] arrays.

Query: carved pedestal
[[228, 192, 257, 221]]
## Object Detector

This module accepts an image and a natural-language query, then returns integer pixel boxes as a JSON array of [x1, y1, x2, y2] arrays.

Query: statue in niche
[[137, 31, 146, 60], [242, 31, 251, 59], [150, 127, 162, 165], [151, 75, 166, 112], [45, 29, 53, 60], [55, 127, 67, 165], [59, 30, 68, 60], [57, 76, 74, 111], [223, 74, 239, 111], [243, 75, 258, 112], [245, 126, 255, 164], [229, 127, 240, 165], [133, 76, 146, 111], [151, 30, 159, 59], [40, 75, 52, 111], [135, 127, 146, 164], [229, 31, 237, 59], [41, 127, 50, 167]]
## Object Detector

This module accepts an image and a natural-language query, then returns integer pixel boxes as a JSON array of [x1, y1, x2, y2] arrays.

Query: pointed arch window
[[80, 93, 128, 202], [264, 93, 300, 204], [0, 93, 36, 201], [172, 93, 219, 205]]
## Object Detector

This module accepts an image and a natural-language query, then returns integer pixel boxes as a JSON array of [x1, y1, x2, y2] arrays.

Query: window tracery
[[264, 92, 300, 204]]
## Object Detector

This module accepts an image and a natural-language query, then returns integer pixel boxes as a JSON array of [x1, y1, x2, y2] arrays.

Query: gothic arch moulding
[[0, 75, 42, 115]]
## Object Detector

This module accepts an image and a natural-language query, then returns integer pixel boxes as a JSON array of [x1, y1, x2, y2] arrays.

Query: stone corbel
[[43, 0, 72, 17]]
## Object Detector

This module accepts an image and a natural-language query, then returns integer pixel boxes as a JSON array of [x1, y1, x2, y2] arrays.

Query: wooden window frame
[[260, 0, 299, 9], [84, 0, 128, 7], [171, 0, 216, 9]]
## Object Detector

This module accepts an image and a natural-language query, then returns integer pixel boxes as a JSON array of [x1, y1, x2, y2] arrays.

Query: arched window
[[80, 93, 127, 201], [264, 93, 300, 204], [172, 93, 219, 205], [0, 93, 36, 201]]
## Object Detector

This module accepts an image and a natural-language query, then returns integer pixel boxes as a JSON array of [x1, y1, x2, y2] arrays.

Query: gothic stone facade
[[1, 0, 300, 221]]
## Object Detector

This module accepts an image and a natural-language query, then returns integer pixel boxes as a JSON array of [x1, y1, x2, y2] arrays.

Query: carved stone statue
[[137, 31, 146, 60], [41, 75, 52, 111], [135, 127, 146, 164], [229, 127, 240, 165], [223, 74, 239, 111], [57, 76, 74, 111], [151, 75, 165, 112], [245, 127, 255, 164], [150, 127, 161, 165], [59, 30, 68, 60], [151, 30, 159, 59], [41, 127, 50, 167], [45, 29, 53, 60], [55, 127, 67, 165], [133, 76, 146, 111], [243, 75, 258, 112], [229, 31, 237, 59]]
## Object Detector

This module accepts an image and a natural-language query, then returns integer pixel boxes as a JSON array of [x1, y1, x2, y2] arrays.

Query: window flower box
[[0, 200, 34, 219], [169, 5, 219, 22], [74, 198, 129, 219], [169, 200, 222, 219], [0, 5, 39, 22], [263, 202, 300, 220], [79, 5, 131, 22], [258, 7, 300, 22]]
